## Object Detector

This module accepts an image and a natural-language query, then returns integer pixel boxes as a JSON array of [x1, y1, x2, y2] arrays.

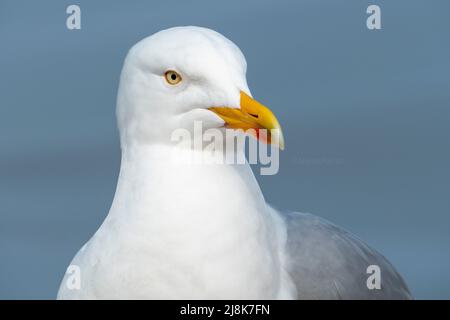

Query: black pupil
[[170, 73, 177, 81]]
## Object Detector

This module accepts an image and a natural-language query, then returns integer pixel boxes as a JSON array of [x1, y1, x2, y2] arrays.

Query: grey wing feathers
[[281, 211, 412, 299]]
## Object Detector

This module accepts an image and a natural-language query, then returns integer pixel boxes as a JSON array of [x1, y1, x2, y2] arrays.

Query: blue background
[[1, 0, 449, 299]]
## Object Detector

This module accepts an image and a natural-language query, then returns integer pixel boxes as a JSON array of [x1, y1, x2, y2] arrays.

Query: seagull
[[57, 26, 412, 299]]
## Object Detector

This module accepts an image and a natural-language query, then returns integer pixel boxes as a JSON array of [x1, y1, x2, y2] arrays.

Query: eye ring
[[164, 70, 182, 85]]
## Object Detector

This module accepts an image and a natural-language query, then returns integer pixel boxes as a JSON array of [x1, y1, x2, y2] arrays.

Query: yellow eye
[[164, 70, 182, 85]]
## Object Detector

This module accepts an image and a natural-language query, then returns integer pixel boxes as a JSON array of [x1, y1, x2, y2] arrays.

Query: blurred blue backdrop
[[1, 0, 449, 299]]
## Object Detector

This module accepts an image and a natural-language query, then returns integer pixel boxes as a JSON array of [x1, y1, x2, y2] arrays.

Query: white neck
[[103, 142, 291, 299], [110, 142, 267, 220]]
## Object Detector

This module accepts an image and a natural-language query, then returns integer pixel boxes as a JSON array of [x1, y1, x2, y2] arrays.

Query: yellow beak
[[208, 91, 285, 150]]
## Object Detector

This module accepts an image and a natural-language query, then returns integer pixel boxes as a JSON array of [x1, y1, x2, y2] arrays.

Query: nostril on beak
[[249, 113, 259, 118]]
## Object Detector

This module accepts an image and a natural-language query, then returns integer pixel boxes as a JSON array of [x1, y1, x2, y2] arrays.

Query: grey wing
[[281, 211, 412, 299]]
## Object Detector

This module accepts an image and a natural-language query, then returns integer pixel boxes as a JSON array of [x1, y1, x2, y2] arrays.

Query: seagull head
[[116, 26, 284, 150]]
